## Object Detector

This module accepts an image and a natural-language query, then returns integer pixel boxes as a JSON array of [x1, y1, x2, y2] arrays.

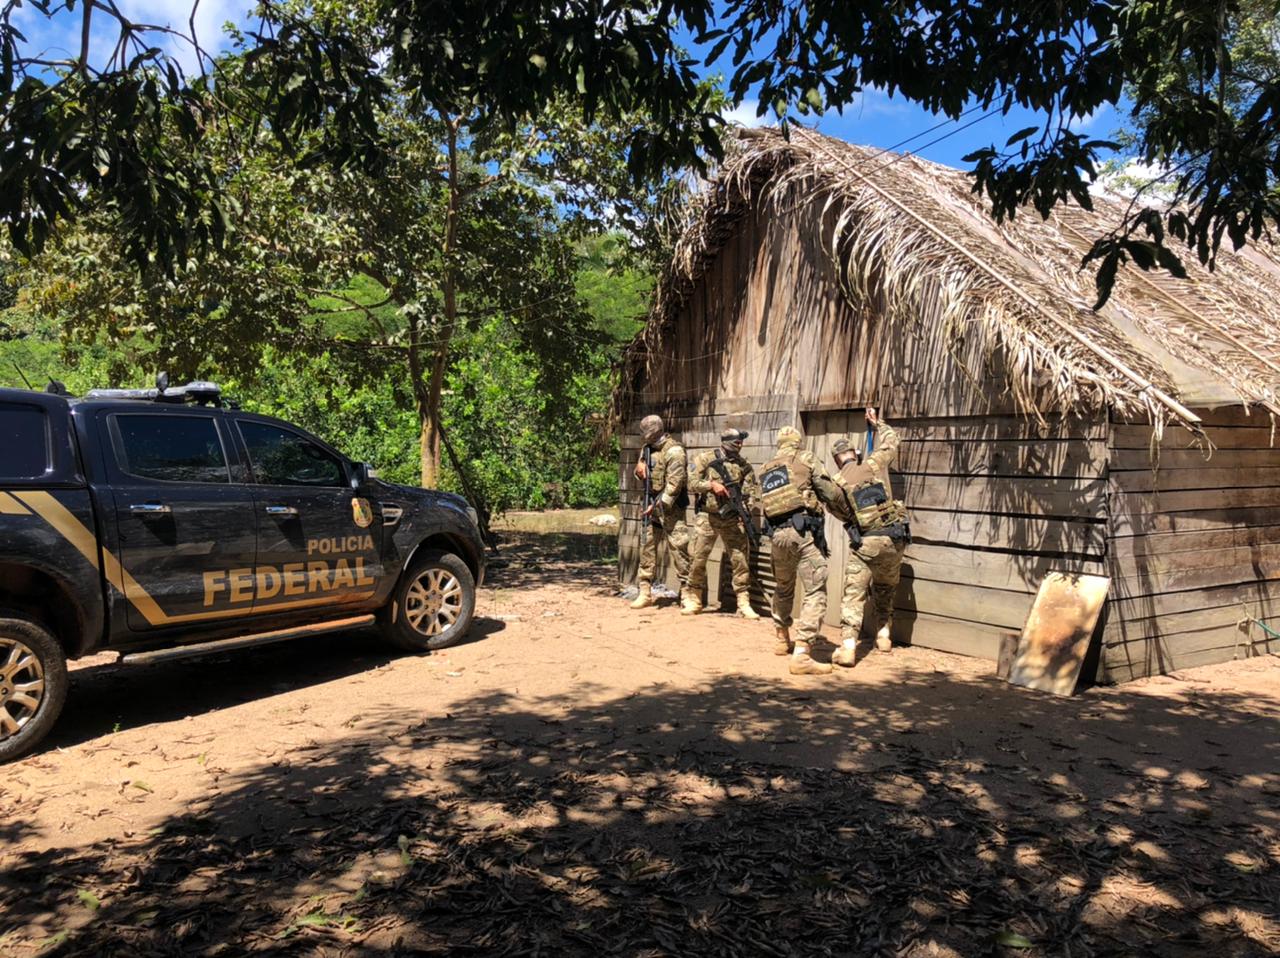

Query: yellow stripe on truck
[[14, 491, 373, 627], [0, 492, 32, 515]]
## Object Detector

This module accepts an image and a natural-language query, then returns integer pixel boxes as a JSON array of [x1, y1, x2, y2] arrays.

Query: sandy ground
[[1, 519, 1279, 956]]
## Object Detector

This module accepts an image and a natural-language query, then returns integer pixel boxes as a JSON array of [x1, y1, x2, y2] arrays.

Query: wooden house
[[616, 127, 1280, 683]]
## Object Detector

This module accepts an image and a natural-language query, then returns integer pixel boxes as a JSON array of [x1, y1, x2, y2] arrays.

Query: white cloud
[[1067, 104, 1111, 134], [78, 0, 250, 74], [722, 99, 773, 128]]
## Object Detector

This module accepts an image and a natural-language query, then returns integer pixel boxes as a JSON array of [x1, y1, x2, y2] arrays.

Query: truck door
[[233, 417, 383, 613], [106, 411, 259, 631]]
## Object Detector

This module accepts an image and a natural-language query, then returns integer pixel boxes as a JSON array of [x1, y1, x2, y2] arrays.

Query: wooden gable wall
[[620, 187, 1280, 680]]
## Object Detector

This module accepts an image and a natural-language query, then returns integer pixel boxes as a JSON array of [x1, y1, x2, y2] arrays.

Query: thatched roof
[[622, 127, 1280, 438]]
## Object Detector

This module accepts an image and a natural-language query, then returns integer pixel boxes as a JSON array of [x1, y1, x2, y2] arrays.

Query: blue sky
[[16, 1, 1124, 174], [12, 0, 249, 75], [673, 13, 1124, 173], [721, 91, 1117, 171]]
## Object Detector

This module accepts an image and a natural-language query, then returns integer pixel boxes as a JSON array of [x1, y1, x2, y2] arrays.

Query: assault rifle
[[641, 444, 655, 530], [710, 454, 761, 549]]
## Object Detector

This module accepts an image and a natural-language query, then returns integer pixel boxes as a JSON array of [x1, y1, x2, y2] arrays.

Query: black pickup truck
[[0, 380, 486, 761]]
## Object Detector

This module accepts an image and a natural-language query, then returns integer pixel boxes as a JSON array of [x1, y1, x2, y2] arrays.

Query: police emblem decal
[[351, 497, 374, 528]]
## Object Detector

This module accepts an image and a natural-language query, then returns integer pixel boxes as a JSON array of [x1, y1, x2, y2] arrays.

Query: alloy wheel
[[0, 636, 46, 741], [403, 567, 464, 637]]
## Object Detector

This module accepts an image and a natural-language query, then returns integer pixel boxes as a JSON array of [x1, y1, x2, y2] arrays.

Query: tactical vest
[[759, 451, 814, 519], [696, 451, 747, 516], [839, 462, 906, 534], [648, 439, 689, 510]]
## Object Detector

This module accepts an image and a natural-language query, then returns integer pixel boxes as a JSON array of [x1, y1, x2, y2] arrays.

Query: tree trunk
[[418, 354, 448, 489], [417, 115, 461, 489]]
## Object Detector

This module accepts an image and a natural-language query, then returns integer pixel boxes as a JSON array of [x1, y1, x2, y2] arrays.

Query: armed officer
[[684, 426, 762, 618], [758, 425, 847, 674], [630, 414, 691, 610], [831, 408, 909, 664]]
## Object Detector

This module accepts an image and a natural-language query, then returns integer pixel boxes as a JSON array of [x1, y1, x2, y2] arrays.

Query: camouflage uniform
[[635, 434, 690, 590], [686, 445, 761, 614], [833, 421, 908, 660], [759, 427, 846, 674]]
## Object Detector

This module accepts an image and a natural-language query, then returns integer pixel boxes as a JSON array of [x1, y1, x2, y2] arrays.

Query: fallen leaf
[[76, 889, 100, 911], [995, 930, 1033, 949]]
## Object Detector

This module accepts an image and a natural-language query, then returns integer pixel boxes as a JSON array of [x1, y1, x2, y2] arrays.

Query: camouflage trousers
[[841, 534, 906, 641], [686, 512, 752, 596], [769, 524, 828, 645], [637, 504, 691, 587]]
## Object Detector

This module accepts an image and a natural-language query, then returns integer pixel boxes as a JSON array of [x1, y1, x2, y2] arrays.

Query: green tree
[[7, 2, 1280, 301], [17, 25, 686, 484]]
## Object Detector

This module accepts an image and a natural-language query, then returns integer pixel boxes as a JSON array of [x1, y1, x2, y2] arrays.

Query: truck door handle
[[265, 505, 299, 517], [129, 502, 171, 515]]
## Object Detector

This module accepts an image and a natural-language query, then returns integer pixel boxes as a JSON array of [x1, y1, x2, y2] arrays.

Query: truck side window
[[114, 414, 230, 484], [0, 402, 51, 480], [238, 421, 346, 487]]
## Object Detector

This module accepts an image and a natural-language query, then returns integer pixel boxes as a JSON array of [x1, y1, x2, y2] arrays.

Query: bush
[[565, 468, 618, 508]]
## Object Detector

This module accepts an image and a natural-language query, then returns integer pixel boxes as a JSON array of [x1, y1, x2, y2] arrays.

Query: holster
[[790, 512, 828, 558], [845, 522, 863, 552]]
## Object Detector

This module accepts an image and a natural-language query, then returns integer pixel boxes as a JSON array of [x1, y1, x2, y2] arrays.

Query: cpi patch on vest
[[760, 462, 806, 518]]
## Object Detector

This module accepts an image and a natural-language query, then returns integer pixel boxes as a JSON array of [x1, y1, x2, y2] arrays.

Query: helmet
[[832, 436, 861, 466], [777, 425, 802, 449], [639, 414, 665, 444], [720, 426, 748, 454]]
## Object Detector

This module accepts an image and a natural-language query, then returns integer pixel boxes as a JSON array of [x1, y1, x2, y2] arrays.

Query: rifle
[[710, 453, 760, 549], [640, 444, 655, 530]]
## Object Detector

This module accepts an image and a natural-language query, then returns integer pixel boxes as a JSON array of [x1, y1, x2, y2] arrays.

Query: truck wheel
[[0, 614, 69, 764], [377, 550, 476, 652]]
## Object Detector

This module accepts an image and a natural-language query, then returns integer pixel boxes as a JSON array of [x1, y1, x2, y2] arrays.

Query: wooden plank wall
[[622, 180, 1280, 677], [1101, 407, 1280, 681], [621, 181, 1117, 662], [888, 413, 1109, 660]]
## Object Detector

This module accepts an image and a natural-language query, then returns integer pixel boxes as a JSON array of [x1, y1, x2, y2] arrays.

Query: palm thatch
[[619, 127, 1280, 439]]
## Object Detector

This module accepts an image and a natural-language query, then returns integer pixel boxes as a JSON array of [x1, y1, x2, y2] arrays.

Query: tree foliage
[[8, 2, 1280, 302], [1, 237, 644, 512], [16, 24, 687, 490]]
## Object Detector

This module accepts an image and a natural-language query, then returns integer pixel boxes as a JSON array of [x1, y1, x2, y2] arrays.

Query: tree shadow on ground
[[4, 664, 1278, 956], [488, 530, 618, 591], [44, 619, 506, 750]]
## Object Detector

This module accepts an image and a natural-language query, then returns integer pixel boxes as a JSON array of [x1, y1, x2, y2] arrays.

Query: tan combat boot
[[875, 622, 893, 652], [789, 650, 833, 675], [831, 644, 856, 668], [773, 626, 792, 656], [680, 589, 703, 615], [630, 583, 654, 609], [736, 593, 760, 620]]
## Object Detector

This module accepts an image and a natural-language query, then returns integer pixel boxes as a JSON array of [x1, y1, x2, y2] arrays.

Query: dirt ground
[[2, 514, 1279, 956]]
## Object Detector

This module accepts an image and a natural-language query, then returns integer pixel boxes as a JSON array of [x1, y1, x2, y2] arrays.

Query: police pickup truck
[[0, 379, 486, 761]]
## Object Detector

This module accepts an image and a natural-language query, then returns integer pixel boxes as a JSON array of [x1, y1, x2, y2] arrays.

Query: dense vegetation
[[0, 236, 650, 513]]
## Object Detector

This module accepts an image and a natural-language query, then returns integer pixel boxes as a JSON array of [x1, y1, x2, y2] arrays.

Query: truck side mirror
[[350, 462, 378, 490]]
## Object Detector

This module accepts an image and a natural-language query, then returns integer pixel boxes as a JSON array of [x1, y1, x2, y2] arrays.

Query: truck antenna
[[9, 360, 34, 390]]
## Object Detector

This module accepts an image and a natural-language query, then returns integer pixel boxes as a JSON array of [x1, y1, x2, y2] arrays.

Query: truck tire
[[0, 613, 69, 763], [377, 550, 476, 652]]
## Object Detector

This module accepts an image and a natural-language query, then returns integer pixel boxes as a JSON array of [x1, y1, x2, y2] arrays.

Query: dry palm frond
[[615, 127, 1280, 438]]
